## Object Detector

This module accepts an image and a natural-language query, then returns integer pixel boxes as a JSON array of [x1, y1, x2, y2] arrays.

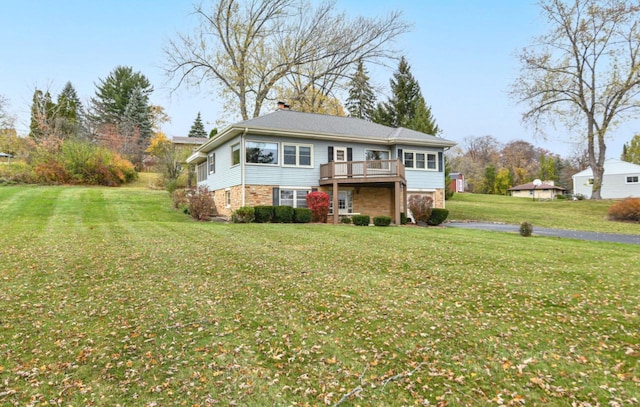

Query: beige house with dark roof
[[508, 181, 567, 200]]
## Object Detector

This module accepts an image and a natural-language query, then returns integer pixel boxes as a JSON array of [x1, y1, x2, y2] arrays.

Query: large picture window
[[365, 149, 389, 161], [283, 144, 312, 167], [246, 141, 278, 165]]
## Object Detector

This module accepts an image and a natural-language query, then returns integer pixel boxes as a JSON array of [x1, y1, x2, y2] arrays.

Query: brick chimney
[[276, 101, 290, 110]]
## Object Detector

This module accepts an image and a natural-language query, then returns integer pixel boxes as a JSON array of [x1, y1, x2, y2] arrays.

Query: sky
[[0, 0, 635, 159]]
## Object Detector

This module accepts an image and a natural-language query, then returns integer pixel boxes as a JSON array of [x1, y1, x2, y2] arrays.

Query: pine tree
[[123, 86, 153, 142], [346, 61, 376, 120], [188, 112, 208, 138], [56, 81, 84, 139], [373, 56, 440, 135]]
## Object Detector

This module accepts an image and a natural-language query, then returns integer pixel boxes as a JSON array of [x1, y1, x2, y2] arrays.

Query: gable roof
[[508, 182, 566, 191], [572, 158, 640, 177], [191, 110, 456, 159], [172, 136, 208, 145]]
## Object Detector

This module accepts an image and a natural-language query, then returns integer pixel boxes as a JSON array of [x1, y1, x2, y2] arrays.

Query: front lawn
[[0, 186, 638, 406]]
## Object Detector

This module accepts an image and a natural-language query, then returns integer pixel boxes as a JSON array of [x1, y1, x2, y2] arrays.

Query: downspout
[[241, 127, 248, 207]]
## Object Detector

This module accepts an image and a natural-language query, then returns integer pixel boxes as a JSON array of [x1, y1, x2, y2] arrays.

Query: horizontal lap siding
[[199, 136, 242, 190]]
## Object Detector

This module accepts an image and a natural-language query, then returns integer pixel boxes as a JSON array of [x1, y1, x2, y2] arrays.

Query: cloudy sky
[[1, 0, 636, 158]]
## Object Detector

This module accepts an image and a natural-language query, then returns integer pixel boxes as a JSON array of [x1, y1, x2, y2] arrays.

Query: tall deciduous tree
[[164, 0, 409, 121], [0, 94, 15, 129], [346, 60, 376, 120], [621, 135, 640, 164], [512, 0, 640, 199], [29, 89, 56, 141], [188, 112, 208, 138], [373, 57, 440, 135]]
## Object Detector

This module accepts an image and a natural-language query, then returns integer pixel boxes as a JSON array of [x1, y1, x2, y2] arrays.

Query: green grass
[[0, 186, 638, 406], [447, 193, 640, 234]]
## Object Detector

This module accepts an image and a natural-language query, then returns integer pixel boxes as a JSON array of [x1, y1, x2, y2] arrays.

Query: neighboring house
[[449, 172, 465, 193], [186, 109, 456, 224], [172, 136, 209, 149], [508, 181, 567, 200], [572, 158, 640, 199]]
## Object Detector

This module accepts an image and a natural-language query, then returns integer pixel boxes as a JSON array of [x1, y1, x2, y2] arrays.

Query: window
[[328, 190, 353, 214], [246, 141, 278, 164], [365, 150, 389, 161], [402, 150, 438, 170], [627, 175, 639, 184], [283, 144, 313, 167], [280, 189, 310, 208], [225, 189, 231, 207], [231, 144, 240, 166], [208, 153, 215, 174]]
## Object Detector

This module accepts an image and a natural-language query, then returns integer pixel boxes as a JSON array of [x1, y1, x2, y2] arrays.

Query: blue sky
[[0, 0, 634, 158]]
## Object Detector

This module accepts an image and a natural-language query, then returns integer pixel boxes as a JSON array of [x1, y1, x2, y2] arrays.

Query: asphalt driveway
[[447, 221, 640, 245]]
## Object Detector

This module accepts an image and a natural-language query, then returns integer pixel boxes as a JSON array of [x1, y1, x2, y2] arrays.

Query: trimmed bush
[[293, 208, 312, 223], [408, 194, 433, 224], [427, 208, 449, 226], [254, 205, 274, 223], [608, 198, 640, 222], [232, 206, 255, 223], [188, 186, 216, 221], [352, 214, 370, 226], [273, 205, 294, 223], [373, 216, 392, 226], [306, 191, 330, 223], [519, 222, 533, 237], [400, 212, 408, 225], [340, 217, 352, 224]]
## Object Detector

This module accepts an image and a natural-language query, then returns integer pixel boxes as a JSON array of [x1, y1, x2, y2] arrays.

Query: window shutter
[[328, 146, 334, 162], [272, 187, 279, 205], [397, 148, 403, 163], [438, 152, 444, 172], [347, 148, 353, 161]]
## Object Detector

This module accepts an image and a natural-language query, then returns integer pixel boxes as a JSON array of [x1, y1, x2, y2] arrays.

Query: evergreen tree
[[122, 86, 153, 141], [346, 61, 376, 120], [188, 112, 208, 138], [621, 135, 640, 164], [56, 81, 84, 139], [373, 56, 440, 135], [91, 66, 153, 128]]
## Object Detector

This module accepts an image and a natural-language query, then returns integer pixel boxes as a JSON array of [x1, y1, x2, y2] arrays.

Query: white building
[[572, 159, 640, 199]]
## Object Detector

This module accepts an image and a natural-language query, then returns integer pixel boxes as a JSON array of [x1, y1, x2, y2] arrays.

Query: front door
[[334, 147, 348, 176]]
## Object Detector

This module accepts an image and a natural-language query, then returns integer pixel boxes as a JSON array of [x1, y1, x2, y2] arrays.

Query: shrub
[[293, 208, 312, 223], [232, 206, 255, 223], [306, 191, 330, 223], [519, 222, 533, 237], [172, 188, 189, 210], [273, 205, 294, 223], [608, 198, 640, 222], [352, 214, 370, 226], [373, 216, 391, 226], [187, 186, 216, 221], [400, 212, 408, 225], [427, 208, 449, 226], [254, 205, 274, 223], [340, 217, 352, 224], [408, 194, 433, 224]]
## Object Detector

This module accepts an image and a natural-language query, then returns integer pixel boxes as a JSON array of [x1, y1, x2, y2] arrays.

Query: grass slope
[[447, 193, 640, 234], [0, 186, 638, 406]]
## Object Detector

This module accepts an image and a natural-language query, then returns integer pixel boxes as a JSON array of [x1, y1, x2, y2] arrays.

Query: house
[[172, 136, 209, 149], [186, 108, 456, 224], [508, 180, 567, 199], [572, 158, 640, 199], [449, 172, 465, 193]]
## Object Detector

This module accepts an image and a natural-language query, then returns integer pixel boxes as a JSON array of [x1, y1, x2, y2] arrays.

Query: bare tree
[[0, 94, 15, 129], [164, 0, 409, 120], [512, 0, 640, 199]]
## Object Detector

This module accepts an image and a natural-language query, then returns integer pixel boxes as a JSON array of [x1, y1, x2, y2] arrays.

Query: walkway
[[446, 222, 640, 245]]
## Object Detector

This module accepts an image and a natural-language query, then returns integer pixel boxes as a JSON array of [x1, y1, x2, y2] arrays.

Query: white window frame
[[225, 188, 231, 208], [282, 143, 314, 168], [208, 152, 215, 174], [328, 190, 353, 215], [402, 149, 438, 171], [279, 188, 311, 208], [245, 140, 279, 166], [626, 175, 639, 184], [231, 143, 240, 167]]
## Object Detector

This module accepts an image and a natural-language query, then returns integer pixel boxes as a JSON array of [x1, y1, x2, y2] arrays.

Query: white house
[[572, 158, 640, 199]]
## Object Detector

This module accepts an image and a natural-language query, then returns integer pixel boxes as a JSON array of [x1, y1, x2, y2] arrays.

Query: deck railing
[[320, 159, 405, 181]]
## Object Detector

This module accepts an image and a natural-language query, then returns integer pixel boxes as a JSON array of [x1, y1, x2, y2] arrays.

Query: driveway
[[446, 221, 640, 245]]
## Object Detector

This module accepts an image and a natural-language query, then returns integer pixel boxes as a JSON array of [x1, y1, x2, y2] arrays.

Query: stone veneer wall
[[212, 185, 275, 217]]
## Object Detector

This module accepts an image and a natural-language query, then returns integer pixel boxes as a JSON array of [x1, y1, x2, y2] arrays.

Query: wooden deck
[[319, 159, 406, 185]]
